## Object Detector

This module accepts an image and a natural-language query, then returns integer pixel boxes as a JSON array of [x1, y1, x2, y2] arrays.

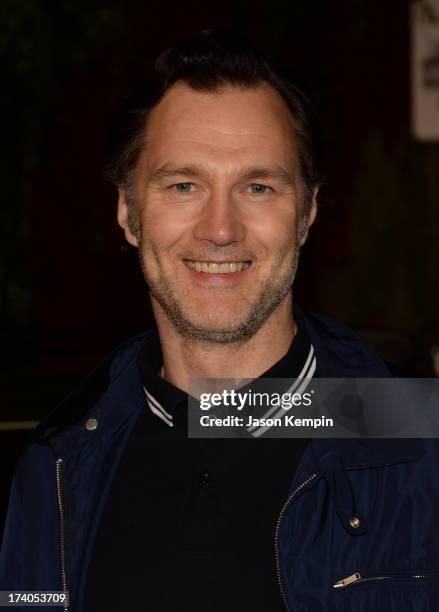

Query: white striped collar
[[143, 386, 174, 427], [141, 329, 316, 430], [248, 344, 316, 438]]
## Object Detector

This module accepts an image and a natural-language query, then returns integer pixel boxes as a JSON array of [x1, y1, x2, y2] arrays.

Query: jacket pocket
[[333, 570, 439, 589], [330, 570, 439, 612]]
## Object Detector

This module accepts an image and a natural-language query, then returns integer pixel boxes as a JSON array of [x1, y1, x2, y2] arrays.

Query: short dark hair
[[106, 30, 320, 212]]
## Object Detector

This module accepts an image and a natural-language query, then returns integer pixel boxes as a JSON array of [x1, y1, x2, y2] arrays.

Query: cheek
[[127, 205, 141, 240], [139, 207, 189, 258], [251, 212, 297, 254]]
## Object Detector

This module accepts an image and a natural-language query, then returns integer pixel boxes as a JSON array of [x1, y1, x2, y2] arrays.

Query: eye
[[247, 183, 272, 194], [173, 182, 194, 193]]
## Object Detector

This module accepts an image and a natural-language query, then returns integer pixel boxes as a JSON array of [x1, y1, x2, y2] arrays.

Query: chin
[[189, 318, 243, 334], [176, 311, 263, 344]]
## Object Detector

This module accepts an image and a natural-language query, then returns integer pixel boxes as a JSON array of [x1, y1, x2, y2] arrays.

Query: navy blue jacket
[[1, 307, 438, 611]]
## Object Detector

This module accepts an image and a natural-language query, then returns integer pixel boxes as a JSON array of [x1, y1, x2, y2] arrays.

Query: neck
[[154, 294, 296, 392]]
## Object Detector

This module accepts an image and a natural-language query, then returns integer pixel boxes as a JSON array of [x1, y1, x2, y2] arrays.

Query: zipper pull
[[333, 572, 361, 588]]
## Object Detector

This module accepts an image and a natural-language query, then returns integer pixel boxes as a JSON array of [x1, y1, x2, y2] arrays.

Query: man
[[1, 30, 439, 612]]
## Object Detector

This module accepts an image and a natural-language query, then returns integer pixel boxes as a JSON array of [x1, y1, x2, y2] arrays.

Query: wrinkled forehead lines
[[142, 81, 299, 162], [149, 80, 294, 123]]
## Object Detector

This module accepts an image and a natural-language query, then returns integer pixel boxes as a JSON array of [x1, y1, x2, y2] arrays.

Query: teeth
[[186, 261, 249, 274]]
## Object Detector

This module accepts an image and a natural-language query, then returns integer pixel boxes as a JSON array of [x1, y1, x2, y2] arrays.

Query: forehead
[[141, 81, 299, 172]]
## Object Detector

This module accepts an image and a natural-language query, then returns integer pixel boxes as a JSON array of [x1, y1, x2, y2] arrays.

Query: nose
[[193, 188, 245, 246]]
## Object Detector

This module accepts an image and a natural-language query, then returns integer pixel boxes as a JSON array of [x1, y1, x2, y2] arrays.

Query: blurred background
[[0, 0, 438, 526]]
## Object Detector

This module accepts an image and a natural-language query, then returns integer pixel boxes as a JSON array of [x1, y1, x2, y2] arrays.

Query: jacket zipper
[[56, 458, 69, 612], [333, 571, 439, 589], [275, 473, 319, 611]]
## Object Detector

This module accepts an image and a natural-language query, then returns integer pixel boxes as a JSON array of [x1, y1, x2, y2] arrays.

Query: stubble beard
[[136, 229, 302, 347]]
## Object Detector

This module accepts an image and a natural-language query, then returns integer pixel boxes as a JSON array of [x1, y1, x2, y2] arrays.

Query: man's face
[[118, 82, 317, 344]]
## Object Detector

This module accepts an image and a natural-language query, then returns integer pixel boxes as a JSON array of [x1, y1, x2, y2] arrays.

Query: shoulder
[[33, 331, 153, 440], [295, 306, 391, 376]]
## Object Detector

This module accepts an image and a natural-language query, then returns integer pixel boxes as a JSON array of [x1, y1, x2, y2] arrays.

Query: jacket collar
[[33, 308, 424, 467], [32, 333, 149, 457], [294, 305, 391, 377], [294, 305, 424, 467]]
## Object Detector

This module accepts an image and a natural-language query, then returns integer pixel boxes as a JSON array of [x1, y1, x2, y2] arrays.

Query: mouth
[[183, 260, 252, 274], [184, 259, 251, 274]]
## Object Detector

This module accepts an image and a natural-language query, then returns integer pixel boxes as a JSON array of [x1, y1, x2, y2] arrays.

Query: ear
[[117, 188, 139, 248], [298, 187, 318, 246]]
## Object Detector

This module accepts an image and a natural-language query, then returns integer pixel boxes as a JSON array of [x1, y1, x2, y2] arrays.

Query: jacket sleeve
[[0, 442, 60, 593], [0, 473, 23, 589]]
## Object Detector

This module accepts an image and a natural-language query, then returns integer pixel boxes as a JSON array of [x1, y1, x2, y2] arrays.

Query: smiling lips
[[184, 260, 251, 274]]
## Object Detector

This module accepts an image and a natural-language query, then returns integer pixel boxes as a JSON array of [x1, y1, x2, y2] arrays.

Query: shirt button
[[200, 471, 212, 486], [85, 418, 98, 431]]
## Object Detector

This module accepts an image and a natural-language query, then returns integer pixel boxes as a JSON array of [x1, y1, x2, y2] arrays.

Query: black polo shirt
[[85, 325, 316, 612]]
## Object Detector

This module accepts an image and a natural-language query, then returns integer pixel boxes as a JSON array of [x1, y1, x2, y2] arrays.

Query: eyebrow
[[148, 162, 296, 188]]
